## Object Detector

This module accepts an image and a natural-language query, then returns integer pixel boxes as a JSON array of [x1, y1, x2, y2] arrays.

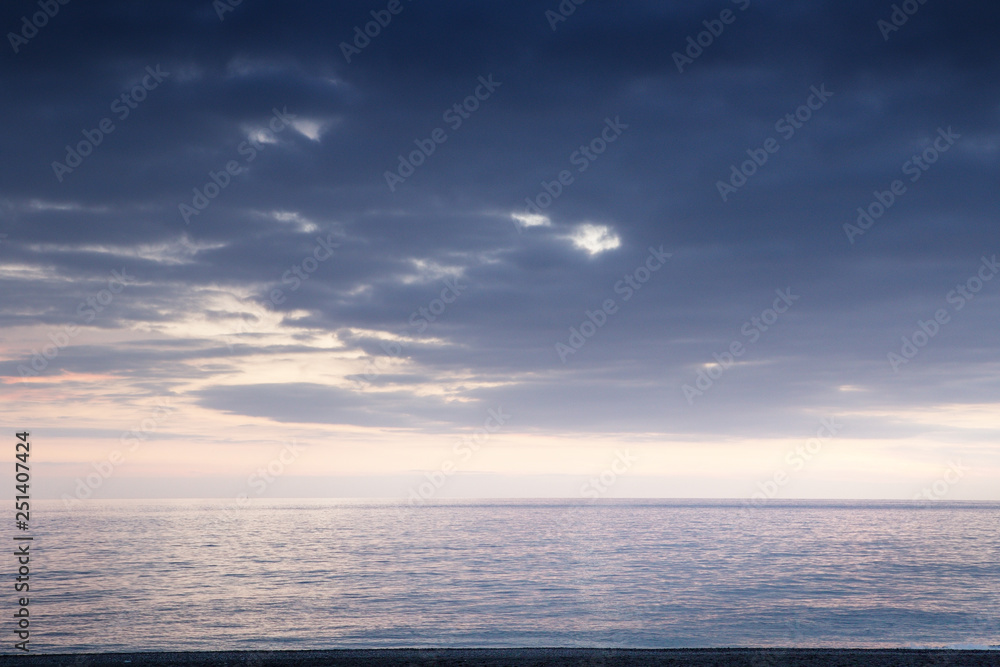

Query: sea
[[25, 499, 1000, 652]]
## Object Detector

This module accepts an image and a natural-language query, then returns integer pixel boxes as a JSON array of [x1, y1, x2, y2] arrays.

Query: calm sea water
[[27, 499, 1000, 652]]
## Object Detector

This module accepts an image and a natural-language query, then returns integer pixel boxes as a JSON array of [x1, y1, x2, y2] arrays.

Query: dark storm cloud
[[2, 0, 999, 435]]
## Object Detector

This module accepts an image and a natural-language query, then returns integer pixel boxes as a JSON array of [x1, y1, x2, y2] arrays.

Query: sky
[[1, 0, 998, 502]]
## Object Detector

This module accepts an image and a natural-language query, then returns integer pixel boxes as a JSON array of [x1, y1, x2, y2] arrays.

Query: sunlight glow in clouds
[[510, 212, 551, 228], [569, 223, 621, 255], [269, 210, 321, 233], [290, 118, 331, 142]]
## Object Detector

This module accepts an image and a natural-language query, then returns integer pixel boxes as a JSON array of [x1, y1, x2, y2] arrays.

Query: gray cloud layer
[[2, 0, 999, 442]]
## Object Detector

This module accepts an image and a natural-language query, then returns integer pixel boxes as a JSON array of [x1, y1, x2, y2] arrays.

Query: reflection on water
[[33, 499, 1000, 651]]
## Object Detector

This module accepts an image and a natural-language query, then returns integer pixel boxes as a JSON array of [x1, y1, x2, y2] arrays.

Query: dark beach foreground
[[1, 649, 997, 667]]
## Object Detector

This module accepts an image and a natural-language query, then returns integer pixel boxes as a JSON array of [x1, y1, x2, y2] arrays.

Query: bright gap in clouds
[[291, 118, 329, 141], [510, 212, 551, 229], [570, 223, 621, 255]]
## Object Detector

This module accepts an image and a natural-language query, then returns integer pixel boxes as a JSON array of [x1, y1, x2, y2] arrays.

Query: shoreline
[[1, 648, 998, 666]]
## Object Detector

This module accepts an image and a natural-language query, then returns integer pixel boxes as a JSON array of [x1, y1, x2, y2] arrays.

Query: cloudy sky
[[2, 0, 998, 501]]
